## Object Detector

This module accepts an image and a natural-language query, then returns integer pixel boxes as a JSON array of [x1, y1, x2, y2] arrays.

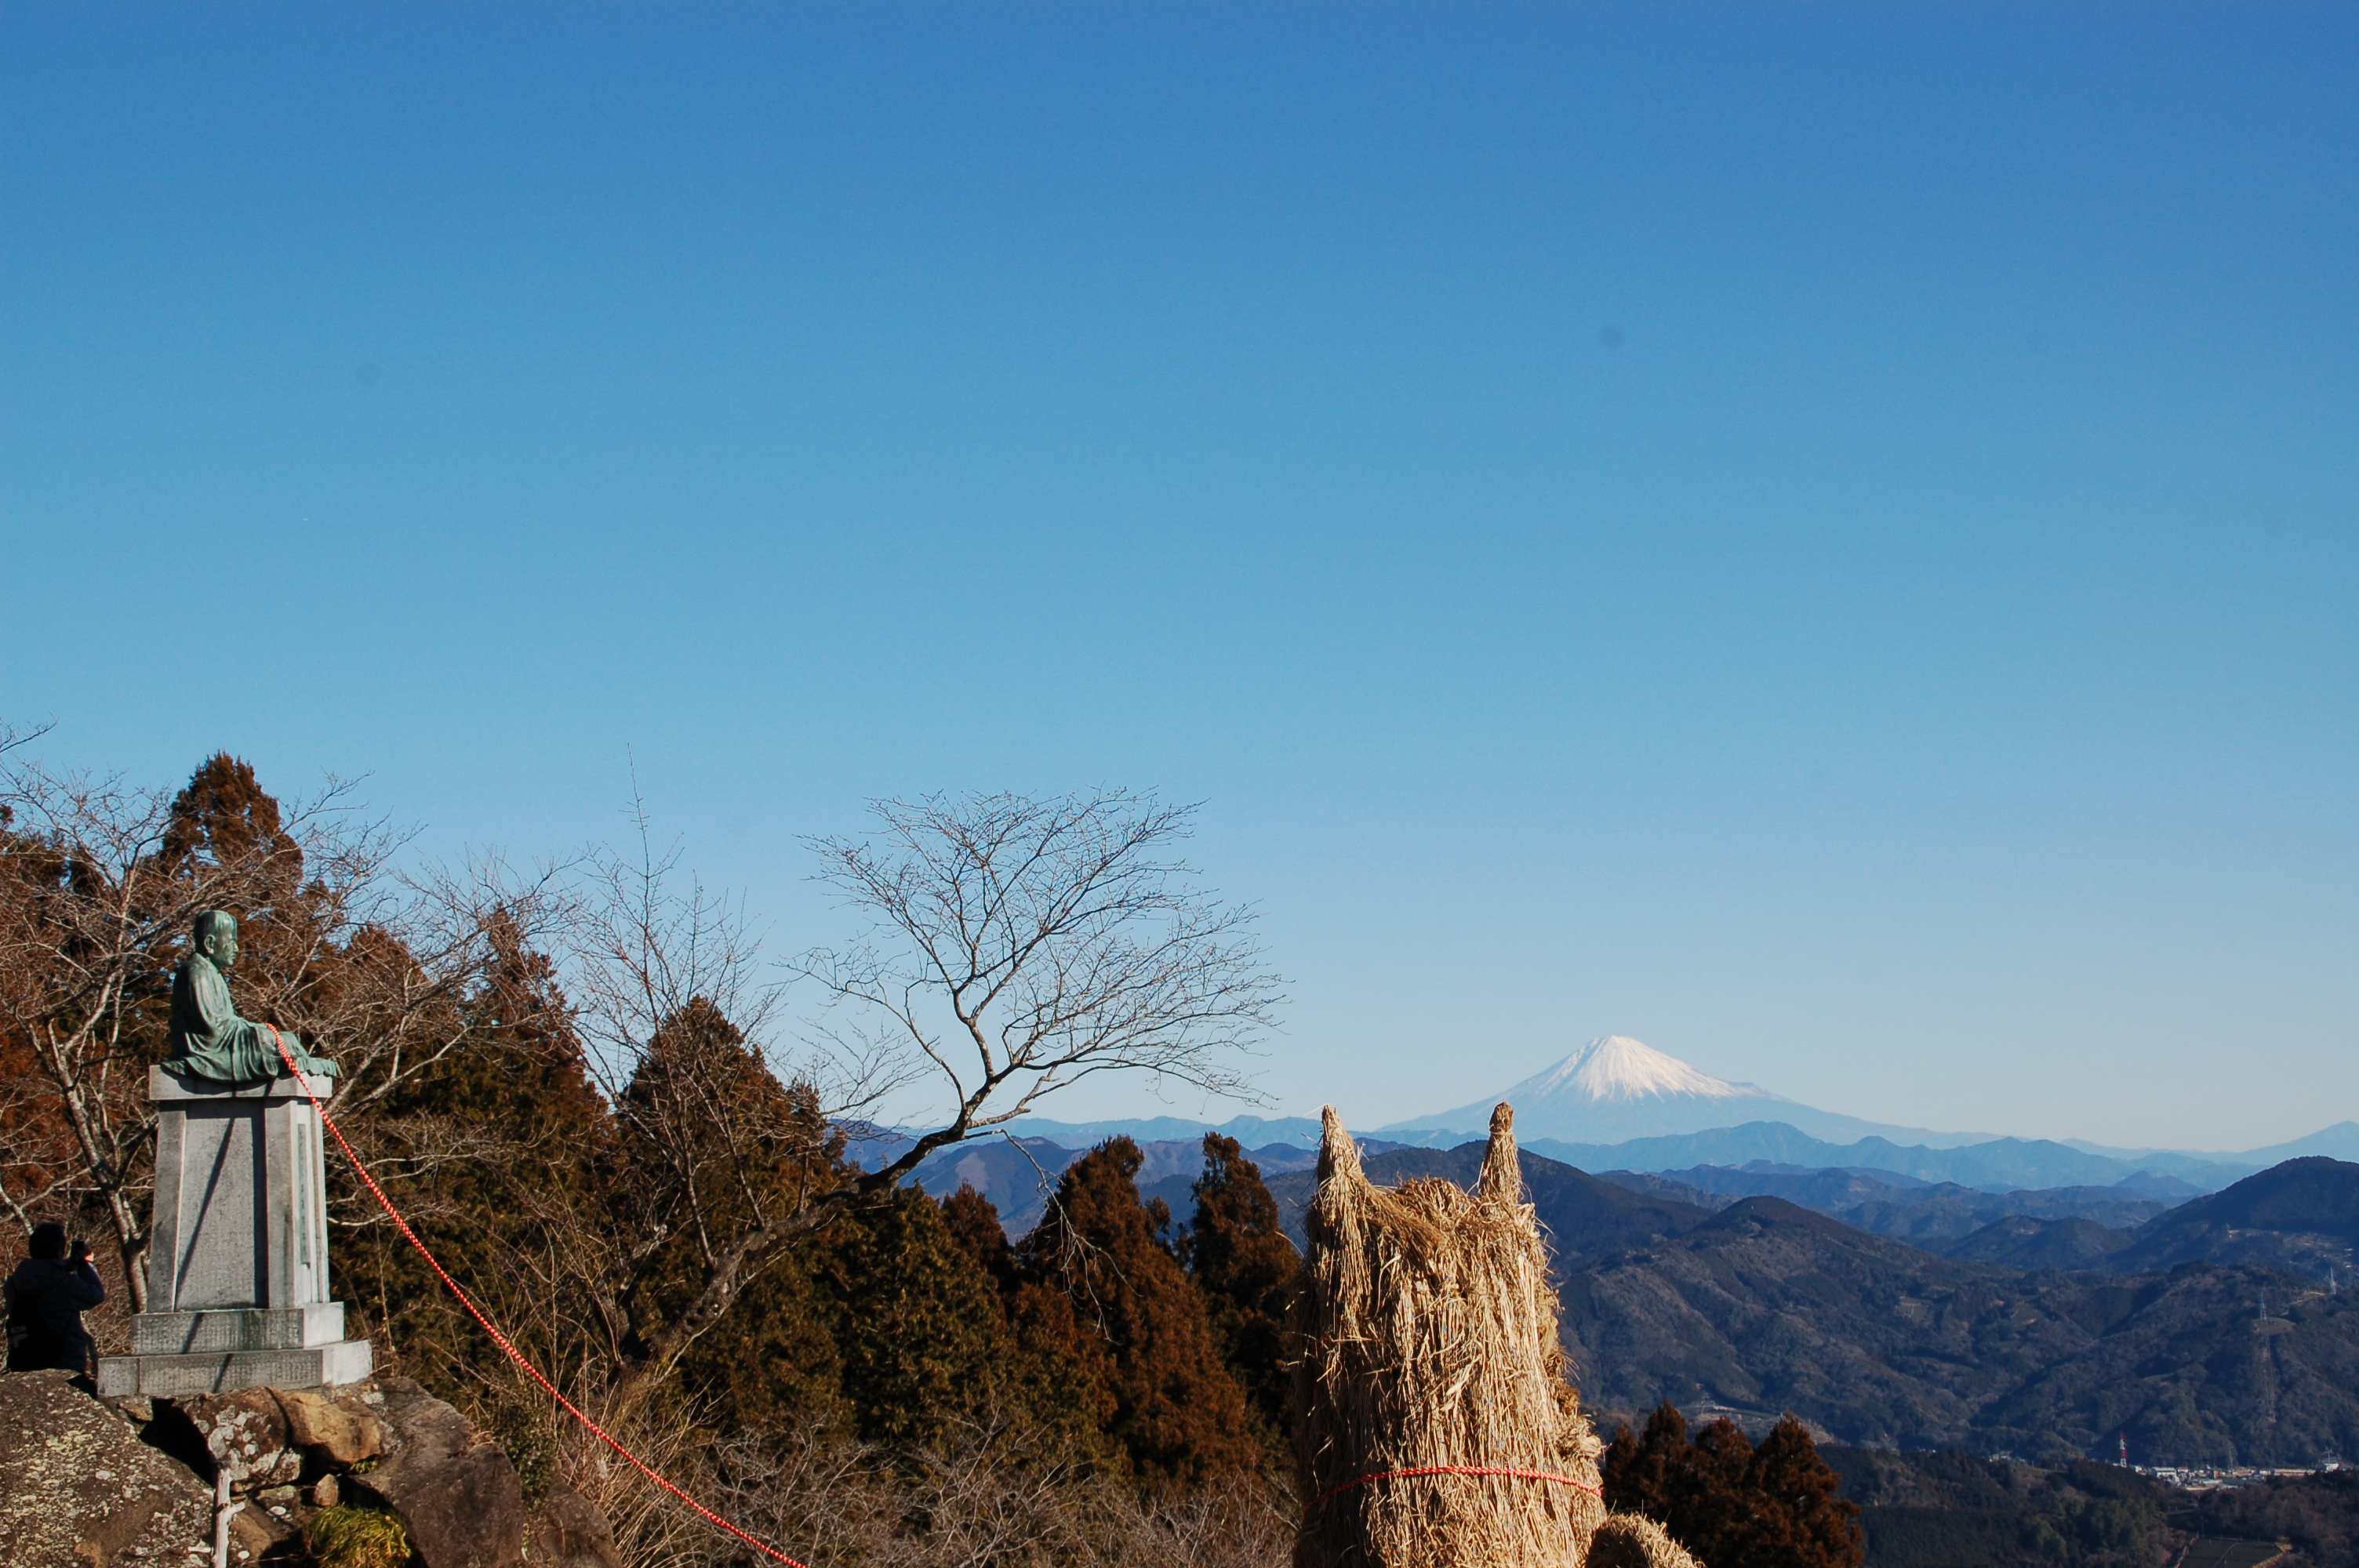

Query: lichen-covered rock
[[349, 1377, 526, 1567], [230, 1486, 300, 1562], [177, 1385, 302, 1487], [166, 1383, 387, 1497], [0, 1371, 589, 1568], [0, 1369, 213, 1568]]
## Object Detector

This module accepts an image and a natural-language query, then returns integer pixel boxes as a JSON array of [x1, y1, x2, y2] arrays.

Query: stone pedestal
[[97, 1065, 373, 1398]]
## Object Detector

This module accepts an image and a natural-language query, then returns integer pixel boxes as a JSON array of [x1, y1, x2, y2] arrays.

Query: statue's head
[[192, 909, 240, 969]]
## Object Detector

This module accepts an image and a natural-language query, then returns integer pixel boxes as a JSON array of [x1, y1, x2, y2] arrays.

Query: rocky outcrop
[[0, 1370, 617, 1568], [534, 1479, 626, 1568], [0, 1370, 213, 1568], [179, 1385, 304, 1486], [278, 1386, 385, 1466], [172, 1382, 389, 1487], [347, 1377, 527, 1568], [171, 1375, 539, 1565]]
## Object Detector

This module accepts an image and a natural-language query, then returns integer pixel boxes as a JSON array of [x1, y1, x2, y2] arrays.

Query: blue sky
[[4, 3, 2353, 1150]]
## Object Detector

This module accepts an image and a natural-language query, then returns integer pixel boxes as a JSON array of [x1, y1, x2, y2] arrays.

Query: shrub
[[305, 1505, 413, 1568]]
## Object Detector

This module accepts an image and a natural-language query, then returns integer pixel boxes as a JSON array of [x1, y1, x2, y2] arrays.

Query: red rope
[[265, 1029, 812, 1568], [1306, 1463, 1604, 1519]]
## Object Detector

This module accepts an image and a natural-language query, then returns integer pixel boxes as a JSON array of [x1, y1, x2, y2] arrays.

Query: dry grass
[[550, 1395, 729, 1568], [1590, 1513, 1702, 1568], [700, 1420, 1290, 1568], [572, 1401, 1292, 1568], [1291, 1102, 1691, 1568]]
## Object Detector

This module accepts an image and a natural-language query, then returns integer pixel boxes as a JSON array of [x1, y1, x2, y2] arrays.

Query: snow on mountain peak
[[1517, 1036, 1758, 1105], [1379, 1033, 1803, 1141]]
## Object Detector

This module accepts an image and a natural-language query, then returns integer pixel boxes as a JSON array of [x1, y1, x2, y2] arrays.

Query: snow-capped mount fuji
[[1517, 1034, 1763, 1105], [1379, 1035, 1979, 1148]]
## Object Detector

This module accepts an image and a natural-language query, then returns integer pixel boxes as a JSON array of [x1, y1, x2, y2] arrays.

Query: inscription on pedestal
[[168, 1103, 267, 1307]]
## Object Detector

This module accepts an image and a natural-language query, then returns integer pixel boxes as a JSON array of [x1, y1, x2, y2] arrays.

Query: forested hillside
[[1272, 1146, 2359, 1467], [1592, 1164, 2178, 1245], [1565, 1194, 2358, 1465], [2111, 1159, 2359, 1282], [1826, 1449, 2359, 1568]]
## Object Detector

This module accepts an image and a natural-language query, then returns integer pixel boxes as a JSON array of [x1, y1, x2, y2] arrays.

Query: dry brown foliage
[[580, 1405, 1293, 1568]]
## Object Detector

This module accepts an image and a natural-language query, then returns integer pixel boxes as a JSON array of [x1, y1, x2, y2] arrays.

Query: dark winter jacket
[[4, 1256, 106, 1374]]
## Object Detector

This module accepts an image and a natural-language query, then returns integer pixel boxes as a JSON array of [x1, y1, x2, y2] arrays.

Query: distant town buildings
[[2132, 1461, 2343, 1490]]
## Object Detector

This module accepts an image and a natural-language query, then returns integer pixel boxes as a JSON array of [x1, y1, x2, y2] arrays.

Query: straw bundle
[[1291, 1103, 1699, 1568]]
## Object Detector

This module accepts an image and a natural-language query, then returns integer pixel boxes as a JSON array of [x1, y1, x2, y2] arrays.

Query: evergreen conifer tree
[[619, 1000, 854, 1439], [936, 1183, 1113, 1460], [1020, 1138, 1258, 1485], [343, 909, 629, 1437], [813, 1183, 1031, 1449], [941, 1181, 1017, 1292], [1604, 1404, 1863, 1568], [1747, 1416, 1866, 1568], [1601, 1401, 1684, 1522], [1180, 1133, 1298, 1454], [161, 753, 303, 884]]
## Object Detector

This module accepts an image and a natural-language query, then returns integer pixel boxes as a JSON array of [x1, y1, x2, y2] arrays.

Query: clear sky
[[5, 4, 2353, 1152]]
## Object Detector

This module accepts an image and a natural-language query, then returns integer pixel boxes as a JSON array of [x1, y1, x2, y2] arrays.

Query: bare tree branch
[[791, 790, 1284, 1196]]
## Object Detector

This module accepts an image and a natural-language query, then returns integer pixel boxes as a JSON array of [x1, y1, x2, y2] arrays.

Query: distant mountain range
[[1531, 1123, 2256, 1192], [988, 1112, 1338, 1150], [1589, 1163, 2184, 1265], [949, 1114, 2280, 1199], [2072, 1120, 2359, 1167], [883, 1130, 1398, 1237], [892, 1094, 2359, 1461], [959, 1035, 2354, 1195]]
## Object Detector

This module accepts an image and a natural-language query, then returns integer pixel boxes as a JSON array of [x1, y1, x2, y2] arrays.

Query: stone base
[[133, 1302, 348, 1355], [97, 1337, 373, 1399]]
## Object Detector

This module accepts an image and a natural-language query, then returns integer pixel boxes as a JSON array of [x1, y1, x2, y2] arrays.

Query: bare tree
[[549, 795, 848, 1410], [572, 789, 1282, 1414], [797, 790, 1281, 1185]]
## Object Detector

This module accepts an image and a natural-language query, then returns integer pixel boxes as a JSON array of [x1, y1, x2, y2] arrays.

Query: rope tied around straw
[[1305, 1464, 1605, 1519]]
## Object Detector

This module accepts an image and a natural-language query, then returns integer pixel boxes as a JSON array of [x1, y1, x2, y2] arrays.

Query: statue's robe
[[165, 953, 333, 1083]]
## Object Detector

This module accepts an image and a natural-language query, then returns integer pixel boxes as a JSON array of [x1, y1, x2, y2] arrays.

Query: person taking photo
[[5, 1222, 107, 1378]]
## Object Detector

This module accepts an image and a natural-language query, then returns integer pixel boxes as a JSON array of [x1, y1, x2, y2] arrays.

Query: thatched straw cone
[[1291, 1103, 1699, 1568]]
